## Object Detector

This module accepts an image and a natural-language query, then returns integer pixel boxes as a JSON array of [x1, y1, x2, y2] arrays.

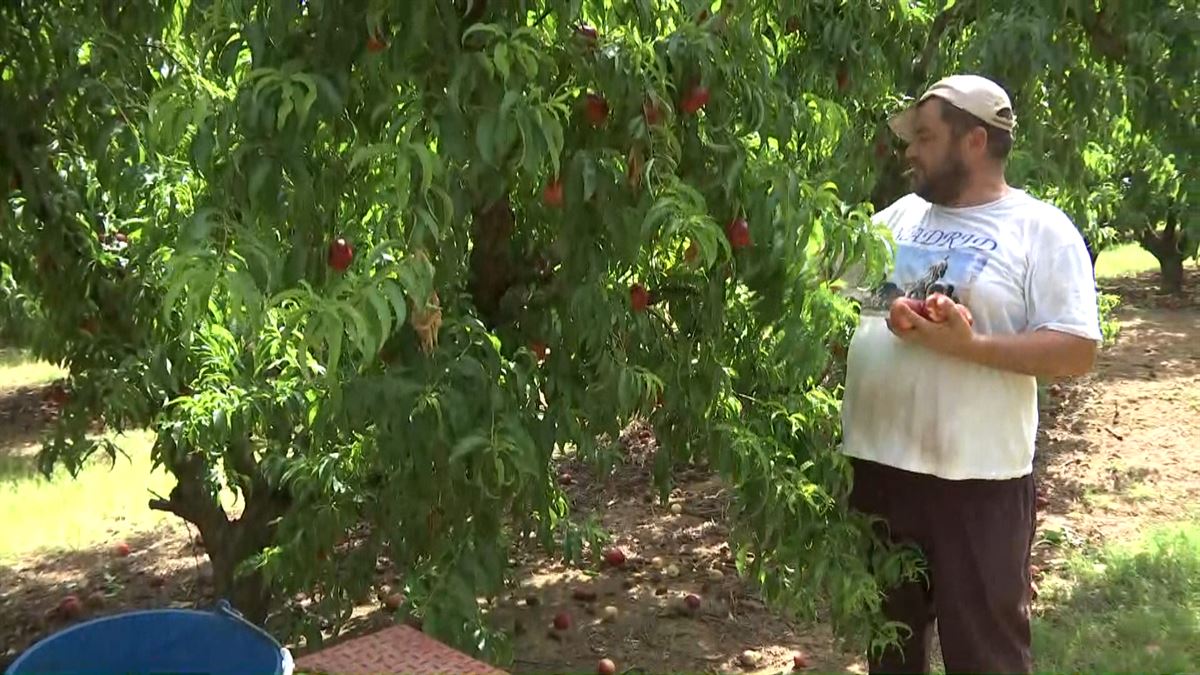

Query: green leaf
[[325, 316, 344, 379], [537, 109, 564, 177], [449, 435, 490, 463], [381, 281, 409, 328], [276, 90, 296, 130], [461, 23, 505, 45], [493, 43, 511, 81], [364, 288, 393, 355], [582, 156, 598, 202], [350, 143, 399, 172], [410, 142, 436, 195], [292, 73, 320, 127], [248, 156, 272, 202], [476, 112, 497, 166], [342, 302, 374, 358]]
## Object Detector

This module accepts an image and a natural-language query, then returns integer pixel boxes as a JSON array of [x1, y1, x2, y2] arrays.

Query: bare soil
[[2, 269, 1196, 674]]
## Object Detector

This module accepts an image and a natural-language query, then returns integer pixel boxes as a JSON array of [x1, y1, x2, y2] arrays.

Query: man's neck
[[943, 178, 1011, 208]]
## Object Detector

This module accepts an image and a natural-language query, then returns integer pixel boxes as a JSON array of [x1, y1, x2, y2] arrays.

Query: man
[[841, 74, 1103, 673]]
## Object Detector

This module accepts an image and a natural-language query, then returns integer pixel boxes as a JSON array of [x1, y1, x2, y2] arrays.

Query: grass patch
[[0, 348, 178, 562], [1094, 243, 1198, 280], [1033, 522, 1200, 672], [0, 347, 65, 392], [0, 431, 177, 562]]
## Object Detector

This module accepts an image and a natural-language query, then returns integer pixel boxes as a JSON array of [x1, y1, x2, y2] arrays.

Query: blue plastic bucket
[[5, 599, 293, 675]]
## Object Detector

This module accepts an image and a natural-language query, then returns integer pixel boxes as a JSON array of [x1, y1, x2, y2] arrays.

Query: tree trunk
[[1158, 251, 1186, 295], [1140, 212, 1188, 295], [206, 529, 273, 623], [149, 452, 290, 625]]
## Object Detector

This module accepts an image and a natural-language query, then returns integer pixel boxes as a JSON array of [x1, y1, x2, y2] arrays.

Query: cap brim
[[888, 106, 918, 143]]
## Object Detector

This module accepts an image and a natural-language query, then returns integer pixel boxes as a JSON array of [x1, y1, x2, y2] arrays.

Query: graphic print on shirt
[[865, 220, 997, 313]]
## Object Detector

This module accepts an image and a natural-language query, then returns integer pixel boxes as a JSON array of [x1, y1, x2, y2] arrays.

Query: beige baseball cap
[[888, 74, 1016, 142]]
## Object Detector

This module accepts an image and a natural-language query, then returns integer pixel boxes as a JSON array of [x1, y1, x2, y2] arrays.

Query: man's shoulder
[[872, 193, 929, 225], [1008, 190, 1085, 246]]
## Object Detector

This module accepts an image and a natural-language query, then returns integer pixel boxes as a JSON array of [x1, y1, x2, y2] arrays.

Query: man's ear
[[967, 126, 989, 157]]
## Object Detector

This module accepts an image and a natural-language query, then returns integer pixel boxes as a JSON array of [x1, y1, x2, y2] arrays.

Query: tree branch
[[910, 0, 978, 90], [1074, 3, 1127, 61], [147, 456, 230, 538]]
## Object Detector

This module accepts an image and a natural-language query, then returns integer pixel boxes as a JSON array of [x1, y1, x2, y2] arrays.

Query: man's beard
[[911, 152, 970, 205]]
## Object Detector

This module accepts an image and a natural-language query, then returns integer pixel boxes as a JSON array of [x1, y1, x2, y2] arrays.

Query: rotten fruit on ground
[[327, 237, 354, 272], [602, 605, 619, 622], [114, 542, 131, 557], [597, 658, 617, 675], [383, 593, 405, 610], [794, 652, 810, 669], [665, 563, 680, 578], [725, 217, 751, 249], [558, 472, 573, 486], [630, 284, 650, 313], [739, 650, 762, 669], [684, 593, 702, 611], [584, 93, 609, 127], [670, 503, 683, 515], [604, 547, 627, 567], [543, 179, 564, 207], [58, 595, 82, 619], [553, 610, 571, 630], [680, 84, 711, 115]]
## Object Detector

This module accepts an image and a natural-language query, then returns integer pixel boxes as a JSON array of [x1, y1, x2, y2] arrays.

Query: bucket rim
[[4, 600, 290, 675]]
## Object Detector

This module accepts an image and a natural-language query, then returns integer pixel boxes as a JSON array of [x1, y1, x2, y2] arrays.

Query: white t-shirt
[[840, 188, 1103, 480]]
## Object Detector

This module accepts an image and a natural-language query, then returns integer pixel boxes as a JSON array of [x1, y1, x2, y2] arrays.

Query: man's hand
[[888, 294, 1098, 378], [889, 294, 974, 356]]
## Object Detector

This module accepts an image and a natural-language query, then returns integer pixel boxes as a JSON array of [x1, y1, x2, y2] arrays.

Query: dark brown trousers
[[848, 457, 1036, 674]]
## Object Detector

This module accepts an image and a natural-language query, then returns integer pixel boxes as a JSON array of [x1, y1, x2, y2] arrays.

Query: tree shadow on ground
[[0, 384, 58, 469], [1032, 524, 1200, 672], [0, 527, 216, 670], [1099, 270, 1200, 312], [1032, 376, 1103, 515]]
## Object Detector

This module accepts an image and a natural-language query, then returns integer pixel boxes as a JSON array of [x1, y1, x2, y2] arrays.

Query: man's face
[[904, 99, 969, 205]]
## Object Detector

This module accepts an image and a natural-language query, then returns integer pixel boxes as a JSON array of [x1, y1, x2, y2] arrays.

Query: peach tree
[[0, 0, 950, 660]]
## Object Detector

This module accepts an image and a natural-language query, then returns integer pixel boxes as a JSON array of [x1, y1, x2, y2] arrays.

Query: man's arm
[[961, 328, 1097, 378], [891, 296, 1098, 378]]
